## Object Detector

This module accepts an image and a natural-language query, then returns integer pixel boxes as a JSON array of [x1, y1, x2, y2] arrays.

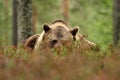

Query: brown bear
[[25, 20, 78, 51], [25, 20, 96, 52], [75, 32, 96, 50]]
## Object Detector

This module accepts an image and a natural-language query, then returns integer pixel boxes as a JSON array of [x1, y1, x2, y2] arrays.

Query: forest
[[0, 0, 120, 80]]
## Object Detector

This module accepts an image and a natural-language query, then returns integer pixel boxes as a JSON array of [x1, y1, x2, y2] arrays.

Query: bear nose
[[50, 40, 58, 48], [52, 40, 58, 44]]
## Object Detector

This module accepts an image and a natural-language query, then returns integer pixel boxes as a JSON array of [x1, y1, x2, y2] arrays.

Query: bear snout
[[54, 43, 63, 49], [50, 39, 64, 49]]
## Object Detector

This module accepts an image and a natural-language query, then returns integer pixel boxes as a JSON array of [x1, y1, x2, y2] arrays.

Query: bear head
[[25, 20, 79, 51], [39, 24, 78, 49]]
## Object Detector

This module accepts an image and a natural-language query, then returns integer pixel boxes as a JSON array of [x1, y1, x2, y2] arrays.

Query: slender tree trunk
[[62, 0, 69, 24], [113, 0, 120, 46], [3, 0, 8, 22], [12, 0, 18, 47], [17, 0, 34, 44], [32, 4, 37, 33]]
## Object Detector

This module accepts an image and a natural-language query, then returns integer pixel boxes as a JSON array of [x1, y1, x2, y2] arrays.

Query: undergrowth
[[0, 42, 120, 80]]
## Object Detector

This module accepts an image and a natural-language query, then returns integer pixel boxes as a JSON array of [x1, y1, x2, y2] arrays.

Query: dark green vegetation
[[0, 0, 113, 47], [0, 43, 120, 80]]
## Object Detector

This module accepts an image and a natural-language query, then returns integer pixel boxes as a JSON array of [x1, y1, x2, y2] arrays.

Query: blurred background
[[0, 0, 113, 47], [1, 1, 120, 80]]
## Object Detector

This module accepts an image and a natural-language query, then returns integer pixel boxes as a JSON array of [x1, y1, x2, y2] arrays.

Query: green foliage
[[0, 0, 114, 47], [69, 0, 113, 46], [0, 0, 12, 45]]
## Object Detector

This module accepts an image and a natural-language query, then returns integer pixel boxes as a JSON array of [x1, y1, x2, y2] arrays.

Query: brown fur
[[76, 33, 96, 50], [25, 20, 96, 52], [34, 24, 78, 51], [24, 34, 40, 50], [51, 20, 68, 26]]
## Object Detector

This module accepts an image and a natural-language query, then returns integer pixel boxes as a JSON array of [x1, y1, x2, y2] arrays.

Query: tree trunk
[[12, 0, 18, 47], [113, 0, 120, 46], [17, 0, 34, 44], [3, 0, 8, 22], [62, 0, 69, 24], [32, 4, 37, 33]]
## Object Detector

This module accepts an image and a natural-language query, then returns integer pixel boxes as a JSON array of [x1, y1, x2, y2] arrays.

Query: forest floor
[[0, 43, 120, 80]]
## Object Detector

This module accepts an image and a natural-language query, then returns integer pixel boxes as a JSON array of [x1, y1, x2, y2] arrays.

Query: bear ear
[[43, 24, 51, 32], [24, 34, 39, 50], [70, 27, 79, 36]]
